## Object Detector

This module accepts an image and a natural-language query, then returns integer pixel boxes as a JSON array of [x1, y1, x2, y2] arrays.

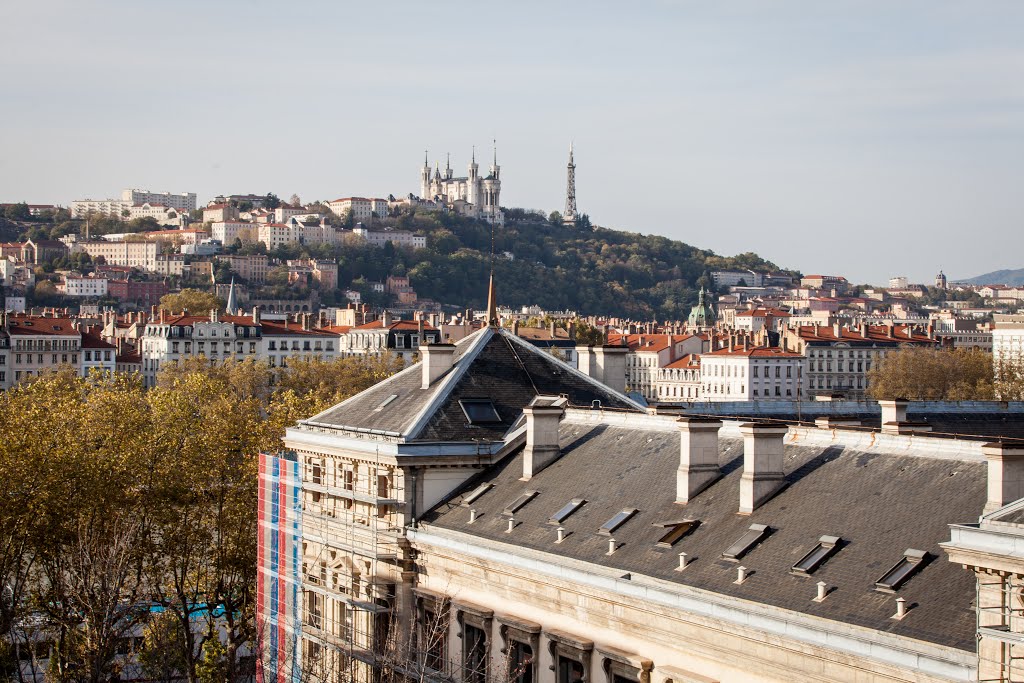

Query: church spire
[[486, 271, 497, 327], [225, 276, 238, 315]]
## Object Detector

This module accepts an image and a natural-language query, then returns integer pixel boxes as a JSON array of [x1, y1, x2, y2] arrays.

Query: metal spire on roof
[[225, 276, 238, 314], [493, 138, 497, 166]]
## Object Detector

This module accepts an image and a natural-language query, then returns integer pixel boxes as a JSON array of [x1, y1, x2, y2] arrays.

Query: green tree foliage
[[3, 203, 31, 221], [0, 355, 403, 682], [867, 347, 997, 400], [160, 289, 225, 314]]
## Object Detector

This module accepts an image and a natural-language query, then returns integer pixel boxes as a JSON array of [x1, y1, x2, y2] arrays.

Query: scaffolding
[[978, 574, 1024, 683]]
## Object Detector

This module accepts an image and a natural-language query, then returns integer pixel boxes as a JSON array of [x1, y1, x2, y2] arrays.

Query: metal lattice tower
[[563, 142, 577, 225]]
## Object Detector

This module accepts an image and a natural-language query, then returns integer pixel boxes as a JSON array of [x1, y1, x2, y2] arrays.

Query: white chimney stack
[[522, 400, 565, 480], [879, 399, 909, 428], [592, 345, 628, 393], [982, 442, 1024, 515], [420, 343, 456, 389], [677, 417, 723, 503], [739, 422, 789, 514]]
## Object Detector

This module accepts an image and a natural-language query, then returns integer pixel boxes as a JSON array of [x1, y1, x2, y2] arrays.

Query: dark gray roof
[[423, 421, 985, 651], [304, 328, 641, 441]]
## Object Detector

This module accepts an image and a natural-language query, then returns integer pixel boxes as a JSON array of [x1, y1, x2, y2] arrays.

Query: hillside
[[316, 209, 791, 319], [0, 208, 793, 320], [961, 268, 1024, 286]]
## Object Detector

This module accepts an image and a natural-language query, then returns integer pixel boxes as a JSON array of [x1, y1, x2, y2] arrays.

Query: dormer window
[[459, 399, 501, 425], [655, 519, 699, 548]]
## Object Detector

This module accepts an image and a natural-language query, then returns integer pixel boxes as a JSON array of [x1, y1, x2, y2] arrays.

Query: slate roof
[[303, 327, 643, 441], [423, 418, 985, 651]]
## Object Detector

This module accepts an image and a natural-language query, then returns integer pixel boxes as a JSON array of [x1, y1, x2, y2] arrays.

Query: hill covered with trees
[[266, 208, 792, 319]]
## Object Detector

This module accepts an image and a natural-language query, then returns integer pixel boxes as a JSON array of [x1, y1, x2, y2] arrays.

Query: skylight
[[549, 498, 586, 525], [791, 536, 842, 576], [460, 483, 492, 507], [374, 394, 399, 411], [459, 399, 502, 424], [599, 508, 638, 536], [875, 549, 928, 592], [503, 490, 538, 516], [722, 524, 770, 561], [656, 520, 699, 548]]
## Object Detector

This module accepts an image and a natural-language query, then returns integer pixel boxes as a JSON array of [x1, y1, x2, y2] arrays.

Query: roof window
[[549, 498, 586, 525], [459, 398, 502, 424], [791, 535, 842, 576], [875, 549, 928, 592], [460, 483, 492, 507], [599, 508, 638, 536], [374, 394, 398, 411], [722, 524, 770, 561], [655, 519, 699, 548], [503, 490, 538, 516]]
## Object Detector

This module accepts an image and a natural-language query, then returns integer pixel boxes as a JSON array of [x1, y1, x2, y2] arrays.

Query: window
[[791, 535, 842, 575], [550, 498, 586, 525], [396, 336, 405, 349], [655, 519, 699, 547], [461, 483, 492, 506], [375, 394, 399, 411], [875, 549, 928, 592], [722, 524, 770, 561], [599, 508, 638, 535], [268, 341, 277, 350], [504, 491, 538, 516], [457, 605, 492, 683], [548, 631, 592, 683], [499, 617, 541, 683], [459, 399, 502, 424]]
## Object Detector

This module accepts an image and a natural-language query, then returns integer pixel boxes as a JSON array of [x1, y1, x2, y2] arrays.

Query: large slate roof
[[304, 328, 642, 441], [423, 419, 985, 651]]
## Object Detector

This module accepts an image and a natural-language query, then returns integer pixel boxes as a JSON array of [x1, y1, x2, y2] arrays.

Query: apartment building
[[122, 188, 197, 212], [4, 315, 82, 385], [211, 220, 260, 245], [992, 315, 1024, 391], [607, 333, 704, 401], [218, 254, 271, 283], [340, 314, 440, 363], [352, 225, 426, 249], [61, 275, 108, 297], [328, 197, 384, 221], [655, 353, 701, 401], [699, 343, 806, 401], [64, 237, 160, 272], [260, 321, 1003, 683], [781, 322, 937, 398]]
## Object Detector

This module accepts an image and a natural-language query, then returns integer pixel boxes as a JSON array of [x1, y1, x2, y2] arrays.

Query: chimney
[[739, 422, 789, 514], [210, 308, 218, 323], [592, 345, 628, 393], [512, 319, 520, 336], [677, 418, 723, 503], [420, 343, 456, 388], [253, 306, 261, 325], [833, 322, 841, 338], [522, 400, 565, 480], [982, 442, 1024, 515], [576, 345, 595, 376], [878, 399, 912, 434], [549, 321, 556, 338], [417, 318, 424, 340], [302, 313, 310, 331], [381, 309, 392, 326]]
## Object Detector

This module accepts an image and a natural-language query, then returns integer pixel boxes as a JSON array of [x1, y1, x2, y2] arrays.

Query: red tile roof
[[705, 345, 803, 358]]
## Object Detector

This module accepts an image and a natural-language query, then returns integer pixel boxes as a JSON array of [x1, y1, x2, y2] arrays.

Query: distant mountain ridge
[[960, 268, 1024, 286]]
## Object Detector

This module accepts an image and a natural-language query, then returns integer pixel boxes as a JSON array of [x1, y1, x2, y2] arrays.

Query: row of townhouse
[[649, 322, 939, 403], [139, 309, 441, 386], [0, 313, 117, 390]]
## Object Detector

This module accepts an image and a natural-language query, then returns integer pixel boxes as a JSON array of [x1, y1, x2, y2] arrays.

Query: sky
[[1, 1, 1022, 285]]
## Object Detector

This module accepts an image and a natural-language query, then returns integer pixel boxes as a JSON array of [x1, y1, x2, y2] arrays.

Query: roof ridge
[[403, 327, 495, 439]]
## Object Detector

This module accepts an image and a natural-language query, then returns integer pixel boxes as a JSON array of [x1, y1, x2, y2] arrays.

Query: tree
[[548, 211, 562, 225], [867, 347, 996, 401], [160, 289, 225, 314], [4, 202, 31, 221], [263, 193, 281, 210], [289, 194, 301, 208]]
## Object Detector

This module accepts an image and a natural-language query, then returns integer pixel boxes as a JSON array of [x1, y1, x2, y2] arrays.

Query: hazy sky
[[2, 1, 1022, 285]]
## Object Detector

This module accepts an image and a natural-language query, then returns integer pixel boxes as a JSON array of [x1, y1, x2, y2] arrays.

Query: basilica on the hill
[[419, 147, 503, 225]]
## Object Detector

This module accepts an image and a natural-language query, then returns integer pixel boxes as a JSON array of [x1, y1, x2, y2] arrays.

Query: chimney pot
[[556, 526, 566, 543], [739, 422, 789, 514], [468, 509, 478, 524], [506, 517, 515, 533], [815, 581, 828, 602], [893, 597, 908, 620], [735, 566, 749, 584], [606, 538, 617, 555]]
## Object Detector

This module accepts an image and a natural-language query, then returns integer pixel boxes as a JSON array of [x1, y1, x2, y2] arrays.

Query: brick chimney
[[677, 418, 723, 503], [420, 343, 456, 389], [739, 423, 789, 514], [982, 442, 1024, 515], [522, 400, 565, 480]]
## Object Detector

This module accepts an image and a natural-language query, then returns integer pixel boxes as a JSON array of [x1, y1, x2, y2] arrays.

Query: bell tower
[[420, 151, 430, 198]]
